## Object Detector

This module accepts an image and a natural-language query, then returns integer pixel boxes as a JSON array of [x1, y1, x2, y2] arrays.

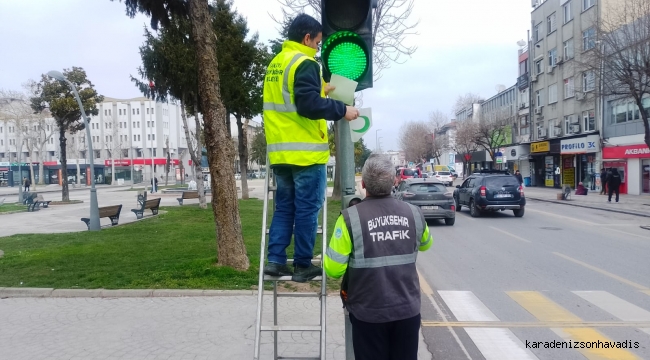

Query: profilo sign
[[560, 135, 600, 154]]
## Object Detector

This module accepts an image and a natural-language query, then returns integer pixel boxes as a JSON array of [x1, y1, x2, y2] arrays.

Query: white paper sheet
[[328, 74, 357, 105], [349, 108, 372, 143]]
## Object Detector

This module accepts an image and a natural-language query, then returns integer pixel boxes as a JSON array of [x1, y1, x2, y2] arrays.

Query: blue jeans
[[268, 164, 326, 267]]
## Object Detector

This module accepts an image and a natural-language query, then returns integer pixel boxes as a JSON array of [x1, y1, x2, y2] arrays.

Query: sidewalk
[[0, 183, 131, 197], [0, 291, 432, 360], [523, 186, 650, 217]]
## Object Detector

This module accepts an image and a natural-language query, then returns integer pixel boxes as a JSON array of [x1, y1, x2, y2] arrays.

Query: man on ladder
[[262, 13, 360, 282]]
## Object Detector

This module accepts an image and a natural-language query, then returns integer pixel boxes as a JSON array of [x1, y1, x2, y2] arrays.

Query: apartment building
[[528, 0, 611, 188]]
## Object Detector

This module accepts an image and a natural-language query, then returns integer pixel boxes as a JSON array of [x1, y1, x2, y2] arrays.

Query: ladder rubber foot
[[276, 292, 321, 298], [263, 275, 323, 281], [261, 325, 321, 332]]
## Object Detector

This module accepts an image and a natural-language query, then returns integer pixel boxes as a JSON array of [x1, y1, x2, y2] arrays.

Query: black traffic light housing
[[321, 0, 374, 92]]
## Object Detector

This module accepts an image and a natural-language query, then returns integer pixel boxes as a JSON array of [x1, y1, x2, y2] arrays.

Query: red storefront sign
[[603, 144, 650, 159], [103, 158, 180, 166]]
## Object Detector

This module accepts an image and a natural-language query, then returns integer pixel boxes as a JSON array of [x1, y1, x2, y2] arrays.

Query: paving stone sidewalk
[[0, 294, 432, 360], [523, 186, 650, 217]]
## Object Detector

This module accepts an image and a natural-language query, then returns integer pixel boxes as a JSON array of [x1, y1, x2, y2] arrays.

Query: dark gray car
[[393, 178, 455, 225]]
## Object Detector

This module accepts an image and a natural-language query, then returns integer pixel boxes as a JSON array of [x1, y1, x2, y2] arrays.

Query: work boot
[[264, 263, 293, 277], [292, 264, 322, 283]]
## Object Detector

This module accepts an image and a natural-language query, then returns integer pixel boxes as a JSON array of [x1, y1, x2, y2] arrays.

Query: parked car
[[235, 173, 241, 180], [433, 171, 454, 187], [448, 168, 459, 180], [453, 170, 525, 218], [393, 178, 455, 225]]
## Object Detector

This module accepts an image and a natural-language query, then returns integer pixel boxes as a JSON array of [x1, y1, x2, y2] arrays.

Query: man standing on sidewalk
[[324, 155, 433, 360], [600, 168, 608, 195], [262, 14, 360, 282], [606, 168, 621, 203]]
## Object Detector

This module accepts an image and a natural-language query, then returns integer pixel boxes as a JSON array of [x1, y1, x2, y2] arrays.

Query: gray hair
[[362, 154, 395, 196]]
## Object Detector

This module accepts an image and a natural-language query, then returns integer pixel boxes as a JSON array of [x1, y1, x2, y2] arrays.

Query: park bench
[[36, 194, 52, 208], [81, 204, 122, 230], [22, 192, 42, 212], [177, 191, 200, 205], [131, 198, 162, 219]]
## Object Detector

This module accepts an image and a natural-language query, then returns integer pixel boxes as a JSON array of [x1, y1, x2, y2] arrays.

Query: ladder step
[[263, 275, 323, 281], [277, 357, 321, 360], [268, 186, 277, 192], [287, 258, 322, 265], [276, 292, 320, 298], [261, 325, 321, 332], [266, 226, 323, 235]]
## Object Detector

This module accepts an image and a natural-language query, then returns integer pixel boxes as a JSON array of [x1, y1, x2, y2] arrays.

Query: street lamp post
[[47, 70, 100, 231], [375, 128, 382, 153]]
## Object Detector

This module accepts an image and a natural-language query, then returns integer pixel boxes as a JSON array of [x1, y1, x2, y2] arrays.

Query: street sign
[[408, 162, 414, 168], [496, 156, 504, 164]]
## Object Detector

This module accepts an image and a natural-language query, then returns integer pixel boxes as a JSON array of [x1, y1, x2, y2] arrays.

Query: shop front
[[601, 144, 650, 195], [504, 145, 531, 181], [528, 141, 562, 188], [43, 161, 105, 186], [559, 134, 600, 190], [104, 158, 180, 185]]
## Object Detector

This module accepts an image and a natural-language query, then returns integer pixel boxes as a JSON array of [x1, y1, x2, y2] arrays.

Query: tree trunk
[[111, 155, 116, 185], [38, 149, 45, 185], [236, 114, 249, 200], [189, 0, 249, 270], [180, 96, 207, 209], [28, 152, 36, 190], [165, 139, 170, 186], [59, 127, 69, 202]]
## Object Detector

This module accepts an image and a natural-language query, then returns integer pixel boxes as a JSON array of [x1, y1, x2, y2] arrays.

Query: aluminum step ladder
[[253, 159, 328, 360]]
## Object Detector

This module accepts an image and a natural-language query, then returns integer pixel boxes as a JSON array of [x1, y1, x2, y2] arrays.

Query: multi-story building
[[385, 150, 406, 168], [528, 0, 608, 188], [436, 122, 459, 170]]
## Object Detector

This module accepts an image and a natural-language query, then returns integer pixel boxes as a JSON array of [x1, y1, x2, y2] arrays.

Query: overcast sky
[[0, 0, 531, 151]]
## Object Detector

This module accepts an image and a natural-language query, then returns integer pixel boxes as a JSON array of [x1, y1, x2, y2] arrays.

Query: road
[[417, 199, 650, 360]]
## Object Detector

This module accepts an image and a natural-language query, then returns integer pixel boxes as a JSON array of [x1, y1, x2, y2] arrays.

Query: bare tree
[[179, 101, 207, 209], [23, 81, 56, 185], [164, 136, 171, 186], [0, 90, 39, 187], [399, 120, 429, 163], [474, 107, 514, 165], [103, 114, 125, 185], [428, 110, 449, 164], [273, 0, 418, 78], [453, 92, 484, 115], [580, 0, 650, 148], [452, 119, 479, 177]]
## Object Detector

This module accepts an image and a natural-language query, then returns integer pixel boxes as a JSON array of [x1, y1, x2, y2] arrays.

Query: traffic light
[[321, 0, 374, 92]]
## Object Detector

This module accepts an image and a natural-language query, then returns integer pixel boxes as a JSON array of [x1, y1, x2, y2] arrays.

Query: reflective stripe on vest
[[267, 143, 329, 152], [346, 205, 424, 269]]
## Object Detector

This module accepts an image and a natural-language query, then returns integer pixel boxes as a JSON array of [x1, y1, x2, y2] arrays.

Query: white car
[[433, 171, 454, 186], [235, 173, 241, 180]]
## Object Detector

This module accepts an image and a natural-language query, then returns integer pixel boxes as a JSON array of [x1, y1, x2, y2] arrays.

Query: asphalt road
[[416, 199, 650, 360]]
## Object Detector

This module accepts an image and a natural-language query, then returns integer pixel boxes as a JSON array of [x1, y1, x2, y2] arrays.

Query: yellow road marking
[[421, 321, 650, 328], [418, 269, 434, 296], [642, 290, 650, 297], [508, 291, 640, 360], [553, 252, 649, 290], [489, 226, 531, 243]]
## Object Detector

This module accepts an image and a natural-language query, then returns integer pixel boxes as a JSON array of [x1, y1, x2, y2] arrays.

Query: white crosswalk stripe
[[438, 291, 538, 360], [573, 291, 650, 336]]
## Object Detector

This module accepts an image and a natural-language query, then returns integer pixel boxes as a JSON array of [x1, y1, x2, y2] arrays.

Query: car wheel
[[445, 217, 455, 226], [513, 207, 525, 218], [469, 199, 481, 218], [454, 197, 462, 212]]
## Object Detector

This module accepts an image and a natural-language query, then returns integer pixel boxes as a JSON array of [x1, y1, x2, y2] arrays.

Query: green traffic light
[[322, 31, 369, 82]]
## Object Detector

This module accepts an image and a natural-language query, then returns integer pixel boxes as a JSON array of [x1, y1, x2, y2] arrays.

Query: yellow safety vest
[[263, 40, 330, 166]]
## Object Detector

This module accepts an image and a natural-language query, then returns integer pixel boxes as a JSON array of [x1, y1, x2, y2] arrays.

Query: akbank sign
[[560, 134, 600, 154]]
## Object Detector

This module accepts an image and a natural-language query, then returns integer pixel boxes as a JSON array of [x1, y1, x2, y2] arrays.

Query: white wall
[[627, 158, 641, 195]]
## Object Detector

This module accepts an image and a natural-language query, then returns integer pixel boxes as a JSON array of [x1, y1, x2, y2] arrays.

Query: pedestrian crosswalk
[[423, 290, 650, 360]]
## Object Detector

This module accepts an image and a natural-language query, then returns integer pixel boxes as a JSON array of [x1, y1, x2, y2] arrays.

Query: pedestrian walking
[[23, 177, 30, 192], [324, 155, 432, 360], [514, 170, 523, 186], [262, 14, 360, 282], [599, 168, 608, 195], [150, 176, 158, 193], [606, 168, 621, 203]]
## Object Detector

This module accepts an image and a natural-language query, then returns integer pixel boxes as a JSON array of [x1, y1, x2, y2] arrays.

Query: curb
[[527, 197, 650, 218], [0, 288, 256, 298]]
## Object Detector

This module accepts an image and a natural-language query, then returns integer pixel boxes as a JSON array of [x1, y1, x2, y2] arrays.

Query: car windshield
[[409, 183, 447, 193], [437, 172, 451, 175], [485, 176, 520, 187], [403, 169, 416, 176]]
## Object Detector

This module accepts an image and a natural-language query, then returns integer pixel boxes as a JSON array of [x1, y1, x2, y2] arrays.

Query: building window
[[547, 12, 557, 34], [146, 108, 149, 115], [151, 108, 154, 114], [563, 1, 573, 23], [536, 59, 544, 75], [520, 116, 530, 135], [152, 134, 155, 141], [549, 48, 557, 66], [583, 27, 596, 51], [134, 135, 137, 141], [132, 109, 135, 115], [534, 23, 542, 42], [104, 110, 107, 116], [536, 89, 544, 107], [138, 135, 141, 141], [548, 84, 558, 104], [109, 109, 111, 116], [564, 77, 575, 98], [563, 38, 574, 59], [583, 71, 595, 91], [137, 108, 140, 115], [583, 0, 595, 11], [148, 134, 151, 141], [611, 101, 643, 124], [549, 119, 558, 137], [584, 110, 596, 131]]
